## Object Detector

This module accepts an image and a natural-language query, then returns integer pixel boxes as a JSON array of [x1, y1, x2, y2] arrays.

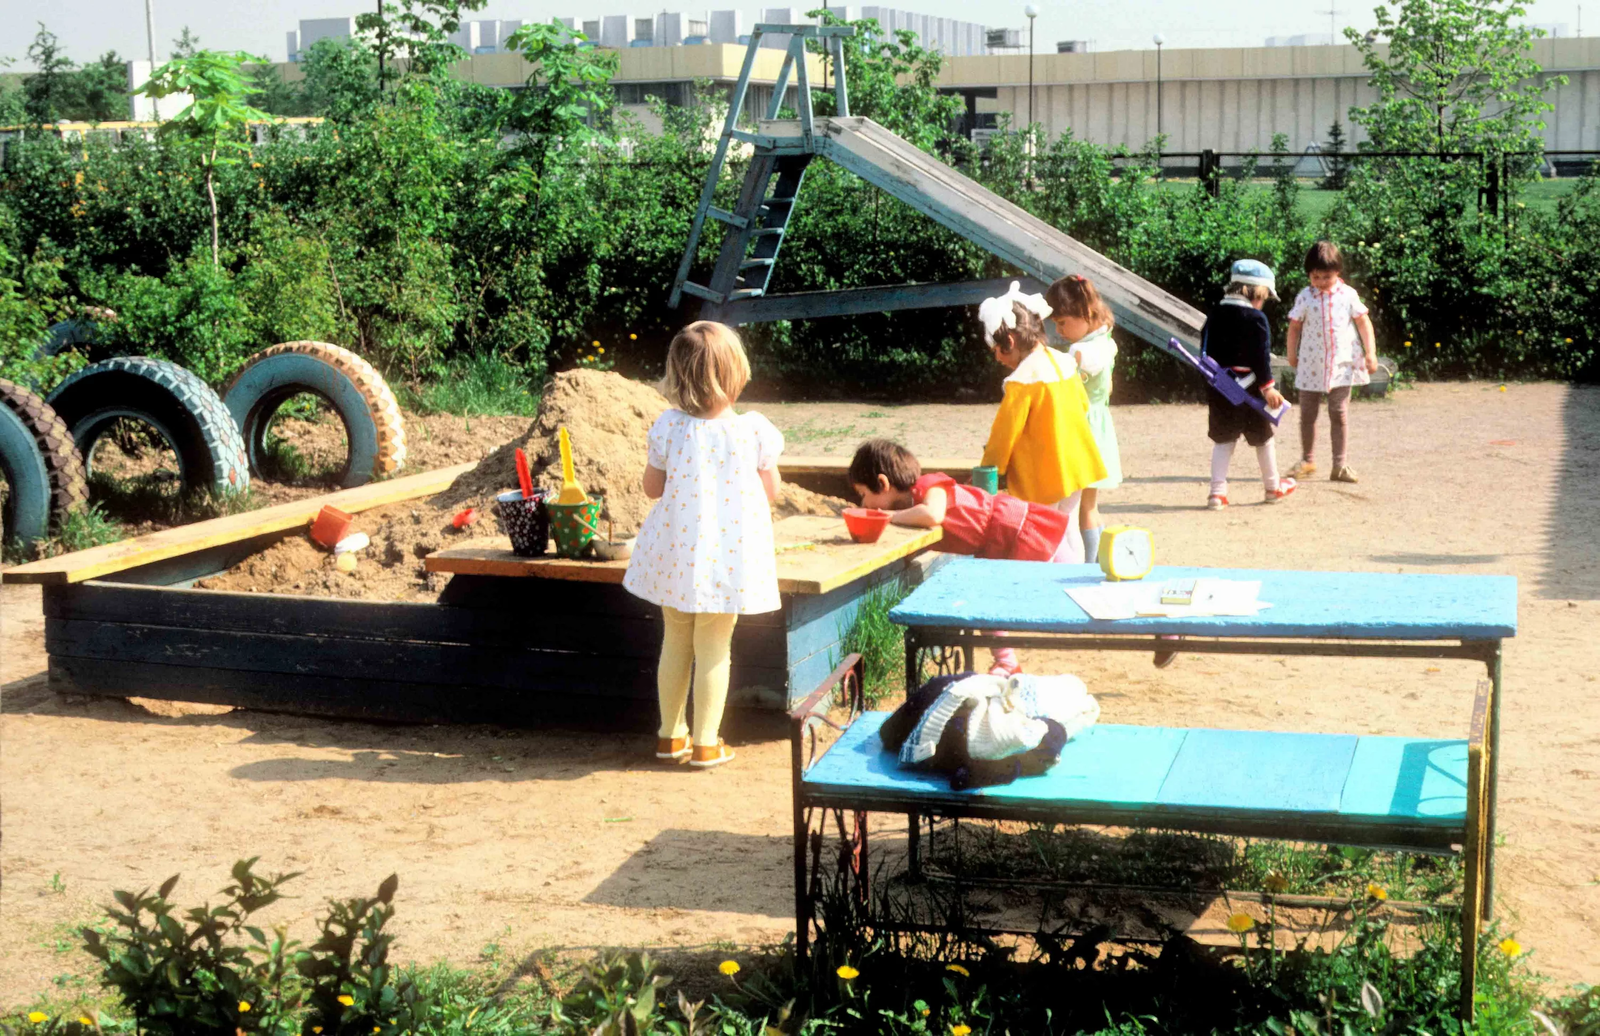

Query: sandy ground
[[2, 382, 1597, 1008]]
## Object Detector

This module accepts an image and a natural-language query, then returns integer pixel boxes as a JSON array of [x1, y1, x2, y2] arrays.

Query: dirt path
[[3, 382, 1597, 1007]]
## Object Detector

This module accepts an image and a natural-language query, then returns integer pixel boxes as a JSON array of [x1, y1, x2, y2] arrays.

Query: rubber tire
[[223, 341, 406, 488], [0, 378, 90, 524], [47, 356, 251, 497], [0, 399, 53, 548], [36, 318, 112, 363]]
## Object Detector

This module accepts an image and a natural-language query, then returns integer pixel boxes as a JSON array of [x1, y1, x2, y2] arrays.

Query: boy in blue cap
[[1200, 259, 1295, 509]]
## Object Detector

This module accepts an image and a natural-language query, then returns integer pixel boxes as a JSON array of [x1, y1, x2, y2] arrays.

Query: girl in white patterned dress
[[1285, 240, 1378, 483], [622, 321, 783, 769]]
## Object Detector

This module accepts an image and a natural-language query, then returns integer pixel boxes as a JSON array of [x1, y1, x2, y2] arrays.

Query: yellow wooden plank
[[425, 514, 941, 595], [782, 455, 980, 480], [2, 462, 477, 586]]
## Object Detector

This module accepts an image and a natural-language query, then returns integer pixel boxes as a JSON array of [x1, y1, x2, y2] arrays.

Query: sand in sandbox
[[198, 371, 849, 601]]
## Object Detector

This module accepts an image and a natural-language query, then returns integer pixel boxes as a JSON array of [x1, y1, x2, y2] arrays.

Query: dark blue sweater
[[1200, 298, 1275, 391]]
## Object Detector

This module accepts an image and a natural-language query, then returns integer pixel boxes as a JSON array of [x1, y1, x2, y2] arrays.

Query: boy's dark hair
[[990, 302, 1048, 356], [850, 439, 921, 492], [1304, 240, 1343, 274]]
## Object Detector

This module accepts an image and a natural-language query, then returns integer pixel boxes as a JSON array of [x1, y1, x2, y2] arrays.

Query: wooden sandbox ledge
[[2, 462, 476, 586]]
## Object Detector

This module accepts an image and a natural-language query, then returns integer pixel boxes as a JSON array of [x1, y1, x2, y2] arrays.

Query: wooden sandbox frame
[[4, 458, 953, 726]]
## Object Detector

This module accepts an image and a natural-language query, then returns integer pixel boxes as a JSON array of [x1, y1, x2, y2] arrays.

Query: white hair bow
[[978, 281, 1053, 345]]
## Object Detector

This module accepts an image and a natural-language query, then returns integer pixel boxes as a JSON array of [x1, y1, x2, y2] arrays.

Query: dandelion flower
[[239, 1000, 252, 1012], [314, 1028, 323, 1034], [1366, 883, 1388, 901], [719, 960, 741, 976], [597, 347, 605, 353], [1434, 342, 1441, 348], [836, 965, 859, 980], [1499, 937, 1522, 957], [1499, 385, 1507, 392], [951, 1025, 972, 1036], [592, 340, 601, 347], [79, 1018, 93, 1026], [1565, 338, 1573, 343], [921, 1007, 931, 1016], [28, 1012, 46, 1024], [338, 995, 355, 1007], [945, 963, 970, 976], [1225, 912, 1255, 933], [630, 333, 638, 340], [1403, 340, 1412, 347]]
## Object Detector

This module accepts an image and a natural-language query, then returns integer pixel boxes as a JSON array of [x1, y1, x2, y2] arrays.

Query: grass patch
[[839, 577, 910, 706], [2, 503, 127, 565], [399, 355, 541, 417]]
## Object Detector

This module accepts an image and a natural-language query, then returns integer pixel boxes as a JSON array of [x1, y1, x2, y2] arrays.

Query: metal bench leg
[[1459, 679, 1492, 1024], [1484, 645, 1502, 918], [907, 811, 922, 881]]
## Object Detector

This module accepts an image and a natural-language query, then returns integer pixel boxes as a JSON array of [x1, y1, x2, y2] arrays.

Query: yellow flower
[[1263, 872, 1288, 893], [1499, 385, 1507, 392], [1499, 937, 1522, 957], [1225, 912, 1255, 933], [28, 1012, 47, 1023], [592, 340, 601, 347], [1366, 883, 1388, 901], [1403, 340, 1412, 347], [597, 347, 605, 353], [921, 1007, 931, 1016], [836, 964, 859, 980], [719, 960, 741, 976], [79, 1018, 93, 1026], [1434, 342, 1441, 348], [239, 999, 252, 1012], [945, 963, 969, 976], [338, 995, 355, 1006], [629, 333, 638, 340], [314, 1028, 323, 1034], [1565, 338, 1573, 344], [951, 1026, 972, 1036]]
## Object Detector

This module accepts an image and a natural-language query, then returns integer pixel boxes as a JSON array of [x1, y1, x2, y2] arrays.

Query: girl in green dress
[[1044, 275, 1122, 563]]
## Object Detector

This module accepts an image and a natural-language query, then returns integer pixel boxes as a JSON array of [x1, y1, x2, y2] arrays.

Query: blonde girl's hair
[[1225, 282, 1272, 304], [661, 320, 751, 417], [1044, 274, 1115, 331]]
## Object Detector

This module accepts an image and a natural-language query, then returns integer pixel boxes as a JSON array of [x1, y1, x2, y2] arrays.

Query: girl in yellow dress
[[977, 282, 1107, 675]]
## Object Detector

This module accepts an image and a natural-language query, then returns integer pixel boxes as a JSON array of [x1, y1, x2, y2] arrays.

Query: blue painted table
[[786, 563, 1517, 1019]]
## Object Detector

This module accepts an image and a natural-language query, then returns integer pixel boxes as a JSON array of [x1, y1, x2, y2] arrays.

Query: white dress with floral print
[[622, 409, 783, 615], [1288, 280, 1371, 393]]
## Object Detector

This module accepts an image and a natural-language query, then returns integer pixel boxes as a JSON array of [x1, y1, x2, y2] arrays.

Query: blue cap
[[1229, 258, 1279, 301]]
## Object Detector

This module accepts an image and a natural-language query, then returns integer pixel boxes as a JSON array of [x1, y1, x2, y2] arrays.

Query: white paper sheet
[[1066, 578, 1271, 620]]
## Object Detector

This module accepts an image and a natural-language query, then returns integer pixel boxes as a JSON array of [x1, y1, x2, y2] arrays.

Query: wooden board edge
[[800, 528, 942, 595], [3, 461, 476, 586]]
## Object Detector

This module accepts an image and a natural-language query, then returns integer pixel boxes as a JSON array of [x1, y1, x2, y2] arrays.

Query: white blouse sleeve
[[646, 411, 674, 470], [1071, 333, 1116, 377], [1287, 291, 1310, 322], [1346, 288, 1370, 317], [747, 413, 785, 470]]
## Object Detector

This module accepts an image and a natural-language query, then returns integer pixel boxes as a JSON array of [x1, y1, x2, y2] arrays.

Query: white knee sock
[[1257, 442, 1280, 493], [1210, 441, 1236, 497]]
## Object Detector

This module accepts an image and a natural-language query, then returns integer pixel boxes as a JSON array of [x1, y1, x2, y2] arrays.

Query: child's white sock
[[1210, 441, 1236, 497], [1081, 525, 1103, 563], [1257, 441, 1280, 493]]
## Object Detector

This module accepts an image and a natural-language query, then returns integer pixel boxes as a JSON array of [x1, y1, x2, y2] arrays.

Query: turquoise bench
[[790, 563, 1515, 1021]]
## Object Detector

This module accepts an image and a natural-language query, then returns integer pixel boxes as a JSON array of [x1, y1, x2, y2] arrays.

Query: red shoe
[[1207, 494, 1229, 510], [988, 647, 1022, 678], [1266, 477, 1298, 504]]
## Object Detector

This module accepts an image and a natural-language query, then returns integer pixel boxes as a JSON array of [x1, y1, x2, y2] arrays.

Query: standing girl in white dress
[[623, 321, 783, 769], [1285, 240, 1378, 483]]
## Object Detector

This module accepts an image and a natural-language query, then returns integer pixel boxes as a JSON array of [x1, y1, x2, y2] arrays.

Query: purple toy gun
[[1168, 337, 1291, 426]]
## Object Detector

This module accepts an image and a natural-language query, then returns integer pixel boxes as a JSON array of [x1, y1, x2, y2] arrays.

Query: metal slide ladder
[[669, 24, 853, 312]]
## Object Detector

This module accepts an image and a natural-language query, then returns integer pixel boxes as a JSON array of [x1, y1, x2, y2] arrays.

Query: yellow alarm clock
[[1098, 525, 1154, 581]]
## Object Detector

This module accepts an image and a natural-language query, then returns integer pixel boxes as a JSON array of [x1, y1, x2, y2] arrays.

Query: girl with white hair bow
[[977, 281, 1107, 559]]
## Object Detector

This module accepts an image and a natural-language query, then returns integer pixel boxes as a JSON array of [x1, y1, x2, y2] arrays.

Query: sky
[[0, 0, 1585, 68]]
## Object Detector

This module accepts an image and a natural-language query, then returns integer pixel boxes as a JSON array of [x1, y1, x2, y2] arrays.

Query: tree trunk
[[206, 149, 219, 267]]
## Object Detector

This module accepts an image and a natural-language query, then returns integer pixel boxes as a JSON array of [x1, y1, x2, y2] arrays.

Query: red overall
[[913, 473, 1068, 562]]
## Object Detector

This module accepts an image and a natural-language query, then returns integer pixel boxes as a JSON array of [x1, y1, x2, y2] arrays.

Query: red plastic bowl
[[842, 507, 892, 544]]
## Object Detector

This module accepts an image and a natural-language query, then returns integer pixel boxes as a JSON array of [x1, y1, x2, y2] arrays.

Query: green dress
[[1073, 327, 1123, 491]]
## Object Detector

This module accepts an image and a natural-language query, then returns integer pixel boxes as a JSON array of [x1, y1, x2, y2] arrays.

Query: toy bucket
[[496, 489, 552, 557], [970, 465, 999, 494], [548, 496, 603, 559]]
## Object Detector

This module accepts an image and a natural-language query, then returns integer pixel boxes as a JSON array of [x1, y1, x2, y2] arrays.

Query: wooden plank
[[3, 462, 477, 586], [50, 653, 788, 719], [782, 456, 979, 479], [425, 515, 940, 596], [46, 581, 788, 659], [46, 618, 791, 695], [718, 277, 1048, 323], [1156, 728, 1359, 815]]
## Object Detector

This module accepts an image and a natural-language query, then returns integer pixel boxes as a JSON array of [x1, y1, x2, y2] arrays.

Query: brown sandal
[[656, 737, 691, 761]]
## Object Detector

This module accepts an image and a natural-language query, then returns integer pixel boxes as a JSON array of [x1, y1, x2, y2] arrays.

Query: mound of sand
[[197, 370, 849, 601]]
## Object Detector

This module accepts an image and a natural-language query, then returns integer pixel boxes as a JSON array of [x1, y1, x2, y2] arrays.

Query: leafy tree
[[809, 9, 964, 152], [1321, 120, 1351, 189], [75, 51, 130, 122], [137, 51, 272, 265], [295, 37, 381, 121], [501, 20, 618, 176], [356, 0, 487, 87], [172, 26, 203, 59], [23, 23, 75, 124], [1348, 0, 1564, 165]]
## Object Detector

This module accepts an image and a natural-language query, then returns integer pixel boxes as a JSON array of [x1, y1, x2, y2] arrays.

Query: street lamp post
[[1152, 33, 1165, 148], [144, 0, 160, 120], [1025, 4, 1039, 133]]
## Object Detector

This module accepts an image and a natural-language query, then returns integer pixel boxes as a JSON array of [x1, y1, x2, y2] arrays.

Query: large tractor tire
[[0, 399, 53, 548], [47, 357, 250, 498], [223, 340, 406, 488], [0, 378, 90, 525]]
